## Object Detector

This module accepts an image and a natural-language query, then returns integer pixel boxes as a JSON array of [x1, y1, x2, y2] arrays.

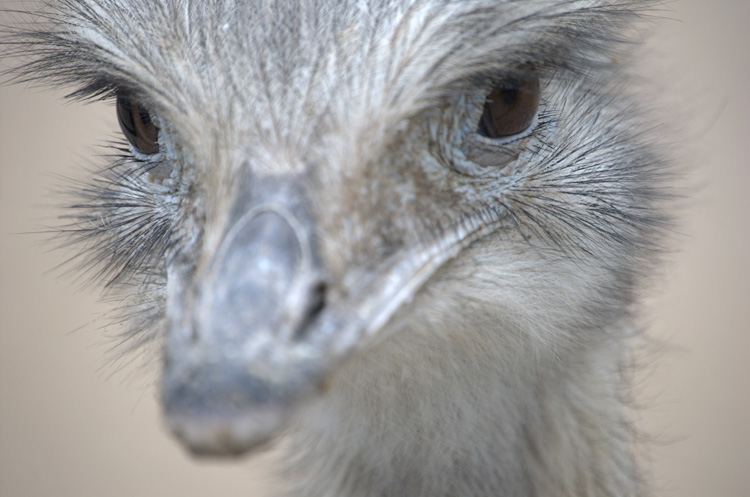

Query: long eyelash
[[56, 120, 192, 362], [2, 6, 137, 102], [54, 148, 178, 289], [528, 107, 556, 142], [49, 143, 180, 354]]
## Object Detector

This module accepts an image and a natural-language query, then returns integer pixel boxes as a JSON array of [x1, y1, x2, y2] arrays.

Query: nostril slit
[[293, 281, 327, 341], [307, 281, 327, 321]]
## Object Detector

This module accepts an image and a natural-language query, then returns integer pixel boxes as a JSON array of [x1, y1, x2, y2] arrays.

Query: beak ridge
[[162, 175, 327, 456]]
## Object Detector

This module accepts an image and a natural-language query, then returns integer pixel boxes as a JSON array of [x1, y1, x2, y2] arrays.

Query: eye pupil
[[478, 77, 541, 139], [116, 95, 160, 155]]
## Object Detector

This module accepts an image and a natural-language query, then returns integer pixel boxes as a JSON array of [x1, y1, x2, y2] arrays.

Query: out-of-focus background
[[1, 1, 748, 496]]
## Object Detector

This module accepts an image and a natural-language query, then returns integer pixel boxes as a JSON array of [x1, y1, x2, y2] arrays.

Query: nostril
[[309, 281, 327, 319], [293, 280, 327, 341]]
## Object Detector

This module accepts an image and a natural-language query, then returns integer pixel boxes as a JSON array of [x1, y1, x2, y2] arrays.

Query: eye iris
[[477, 77, 541, 139], [116, 96, 160, 155]]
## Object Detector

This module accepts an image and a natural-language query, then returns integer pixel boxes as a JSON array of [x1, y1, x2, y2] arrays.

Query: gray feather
[[4, 1, 670, 496]]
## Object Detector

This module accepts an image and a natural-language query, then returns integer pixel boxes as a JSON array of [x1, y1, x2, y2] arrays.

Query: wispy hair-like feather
[[3, 1, 671, 496]]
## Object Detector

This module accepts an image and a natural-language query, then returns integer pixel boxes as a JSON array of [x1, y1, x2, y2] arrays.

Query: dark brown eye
[[477, 77, 541, 139], [116, 95, 160, 155]]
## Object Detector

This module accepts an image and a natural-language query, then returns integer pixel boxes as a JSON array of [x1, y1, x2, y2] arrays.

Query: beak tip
[[160, 358, 327, 457], [166, 407, 287, 457]]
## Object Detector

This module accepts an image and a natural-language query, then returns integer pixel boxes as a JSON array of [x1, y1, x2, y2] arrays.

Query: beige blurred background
[[1, 1, 748, 496]]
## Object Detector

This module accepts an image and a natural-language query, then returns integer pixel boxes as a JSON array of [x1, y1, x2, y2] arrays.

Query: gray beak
[[161, 175, 329, 456]]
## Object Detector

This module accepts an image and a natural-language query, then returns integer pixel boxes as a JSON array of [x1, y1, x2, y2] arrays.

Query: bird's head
[[11, 0, 665, 457]]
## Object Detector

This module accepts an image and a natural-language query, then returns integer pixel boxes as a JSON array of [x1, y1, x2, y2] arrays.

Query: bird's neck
[[281, 318, 642, 497]]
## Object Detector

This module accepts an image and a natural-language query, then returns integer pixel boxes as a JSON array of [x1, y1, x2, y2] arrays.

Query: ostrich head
[[11, 0, 667, 495]]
